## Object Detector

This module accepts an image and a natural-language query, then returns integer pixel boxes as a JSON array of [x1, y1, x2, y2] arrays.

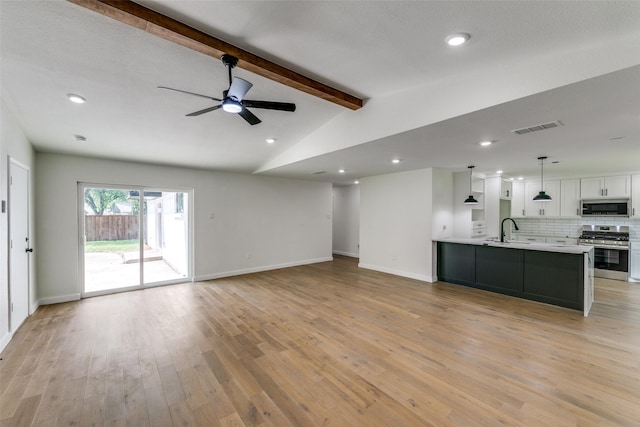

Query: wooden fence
[[85, 215, 139, 241]]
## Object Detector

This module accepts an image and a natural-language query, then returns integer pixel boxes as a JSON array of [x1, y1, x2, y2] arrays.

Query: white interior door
[[9, 160, 30, 332]]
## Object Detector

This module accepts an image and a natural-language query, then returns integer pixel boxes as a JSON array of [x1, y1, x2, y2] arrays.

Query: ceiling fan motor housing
[[221, 54, 238, 69]]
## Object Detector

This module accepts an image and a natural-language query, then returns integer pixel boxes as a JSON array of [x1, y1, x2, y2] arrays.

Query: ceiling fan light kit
[[159, 54, 296, 125], [221, 99, 243, 113]]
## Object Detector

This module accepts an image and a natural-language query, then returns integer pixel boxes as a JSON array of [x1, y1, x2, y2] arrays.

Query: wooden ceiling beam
[[67, 0, 363, 110]]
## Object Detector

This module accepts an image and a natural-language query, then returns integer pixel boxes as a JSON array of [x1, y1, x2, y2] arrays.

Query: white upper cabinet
[[511, 181, 525, 217], [580, 175, 630, 199], [632, 174, 640, 218], [500, 179, 512, 200], [560, 179, 581, 217], [524, 180, 560, 217]]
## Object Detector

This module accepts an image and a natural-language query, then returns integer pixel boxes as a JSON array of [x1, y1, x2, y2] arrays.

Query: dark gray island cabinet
[[436, 239, 594, 316]]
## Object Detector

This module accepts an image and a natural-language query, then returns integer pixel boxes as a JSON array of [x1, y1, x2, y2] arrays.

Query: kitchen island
[[435, 238, 594, 316]]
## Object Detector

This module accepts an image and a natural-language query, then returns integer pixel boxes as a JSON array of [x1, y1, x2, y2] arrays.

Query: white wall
[[359, 168, 435, 282], [1, 99, 36, 351], [332, 185, 360, 257], [431, 168, 453, 241], [35, 153, 333, 304]]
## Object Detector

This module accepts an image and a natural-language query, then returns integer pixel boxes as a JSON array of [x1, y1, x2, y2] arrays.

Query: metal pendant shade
[[463, 165, 478, 205], [533, 156, 552, 202]]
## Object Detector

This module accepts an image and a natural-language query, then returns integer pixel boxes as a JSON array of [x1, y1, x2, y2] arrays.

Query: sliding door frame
[[78, 182, 194, 298]]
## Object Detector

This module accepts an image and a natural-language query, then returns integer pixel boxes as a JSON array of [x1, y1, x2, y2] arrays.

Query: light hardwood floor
[[2, 256, 640, 426]]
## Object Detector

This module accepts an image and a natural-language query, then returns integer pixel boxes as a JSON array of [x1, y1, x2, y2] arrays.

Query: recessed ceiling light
[[508, 178, 515, 181], [67, 93, 86, 104], [496, 170, 503, 174], [479, 141, 492, 146], [338, 169, 346, 174], [354, 180, 360, 185], [391, 159, 401, 164], [518, 177, 524, 180], [446, 33, 471, 46], [74, 134, 87, 142], [266, 138, 276, 144]]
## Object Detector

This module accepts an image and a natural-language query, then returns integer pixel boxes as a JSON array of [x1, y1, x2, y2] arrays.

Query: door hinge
[[11, 302, 13, 312], [10, 176, 13, 185], [10, 239, 12, 249]]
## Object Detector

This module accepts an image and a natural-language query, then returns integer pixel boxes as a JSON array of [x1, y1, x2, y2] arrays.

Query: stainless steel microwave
[[581, 199, 630, 217]]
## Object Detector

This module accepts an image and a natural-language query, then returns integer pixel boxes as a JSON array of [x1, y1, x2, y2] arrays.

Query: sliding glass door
[[81, 185, 190, 296]]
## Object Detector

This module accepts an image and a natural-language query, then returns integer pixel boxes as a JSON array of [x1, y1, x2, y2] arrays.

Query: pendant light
[[463, 165, 478, 205], [533, 156, 552, 202]]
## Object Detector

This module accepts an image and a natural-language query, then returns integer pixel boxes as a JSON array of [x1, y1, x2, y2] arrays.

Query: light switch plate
[[1, 200, 5, 213]]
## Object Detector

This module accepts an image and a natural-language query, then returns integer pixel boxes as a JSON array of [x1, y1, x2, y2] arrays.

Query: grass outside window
[[85, 239, 140, 253]]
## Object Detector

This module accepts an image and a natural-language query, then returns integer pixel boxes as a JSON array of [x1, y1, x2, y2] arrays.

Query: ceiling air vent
[[512, 120, 563, 135], [312, 171, 327, 175]]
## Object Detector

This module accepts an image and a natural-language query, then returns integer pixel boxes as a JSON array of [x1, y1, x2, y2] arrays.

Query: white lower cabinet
[[545, 237, 578, 245], [513, 234, 546, 243], [513, 235, 578, 245]]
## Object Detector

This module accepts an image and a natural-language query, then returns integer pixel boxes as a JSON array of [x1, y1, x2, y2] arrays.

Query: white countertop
[[436, 237, 593, 254]]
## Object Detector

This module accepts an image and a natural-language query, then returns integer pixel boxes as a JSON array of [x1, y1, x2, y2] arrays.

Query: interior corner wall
[[1, 98, 36, 351], [35, 153, 333, 304], [359, 168, 435, 282], [332, 185, 360, 258]]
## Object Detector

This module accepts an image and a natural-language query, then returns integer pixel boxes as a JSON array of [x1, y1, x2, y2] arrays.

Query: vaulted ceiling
[[1, 1, 639, 185]]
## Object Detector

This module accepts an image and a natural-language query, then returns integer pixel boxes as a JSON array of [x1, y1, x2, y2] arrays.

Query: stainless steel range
[[578, 225, 629, 281]]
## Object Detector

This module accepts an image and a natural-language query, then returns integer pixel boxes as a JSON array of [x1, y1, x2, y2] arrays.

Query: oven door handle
[[579, 244, 629, 251]]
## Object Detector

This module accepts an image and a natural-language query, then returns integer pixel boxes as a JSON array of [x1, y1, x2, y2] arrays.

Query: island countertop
[[435, 237, 593, 254]]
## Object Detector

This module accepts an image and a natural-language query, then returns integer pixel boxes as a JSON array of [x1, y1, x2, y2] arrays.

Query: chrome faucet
[[501, 218, 519, 242]]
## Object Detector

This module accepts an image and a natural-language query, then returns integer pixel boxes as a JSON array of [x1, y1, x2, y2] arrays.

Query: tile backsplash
[[513, 217, 640, 239]]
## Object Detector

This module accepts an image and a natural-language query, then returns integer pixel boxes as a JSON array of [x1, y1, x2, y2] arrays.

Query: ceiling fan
[[159, 54, 296, 125]]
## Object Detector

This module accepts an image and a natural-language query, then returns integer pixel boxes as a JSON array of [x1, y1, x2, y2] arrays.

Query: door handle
[[26, 248, 33, 253]]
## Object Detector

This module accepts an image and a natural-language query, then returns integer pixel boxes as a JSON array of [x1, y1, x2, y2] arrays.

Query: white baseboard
[[0, 332, 12, 353], [194, 257, 334, 282], [358, 263, 436, 283], [39, 293, 81, 306], [332, 250, 359, 258]]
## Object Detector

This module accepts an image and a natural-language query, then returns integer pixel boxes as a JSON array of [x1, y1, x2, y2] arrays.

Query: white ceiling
[[1, 1, 639, 185]]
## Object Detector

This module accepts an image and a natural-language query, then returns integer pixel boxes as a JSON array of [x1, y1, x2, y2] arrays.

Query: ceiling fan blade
[[158, 86, 221, 101], [238, 108, 261, 125], [242, 100, 296, 112], [227, 77, 253, 101], [186, 105, 222, 116]]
